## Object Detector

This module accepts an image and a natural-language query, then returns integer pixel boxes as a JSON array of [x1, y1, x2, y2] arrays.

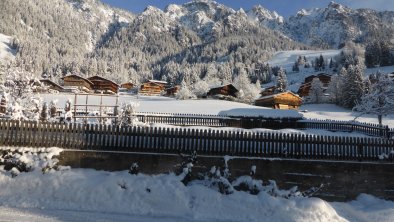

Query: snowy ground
[[41, 94, 302, 118], [301, 104, 394, 128], [0, 146, 393, 222], [0, 33, 16, 63]]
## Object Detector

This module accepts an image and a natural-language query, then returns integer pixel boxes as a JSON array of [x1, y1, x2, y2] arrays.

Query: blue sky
[[101, 0, 394, 17]]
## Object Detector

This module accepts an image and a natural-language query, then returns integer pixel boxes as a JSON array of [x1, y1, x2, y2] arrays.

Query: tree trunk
[[378, 114, 383, 127]]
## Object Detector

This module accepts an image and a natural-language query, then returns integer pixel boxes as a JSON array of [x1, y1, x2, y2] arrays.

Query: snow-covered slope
[[0, 33, 15, 63], [266, 50, 341, 92], [282, 2, 394, 48]]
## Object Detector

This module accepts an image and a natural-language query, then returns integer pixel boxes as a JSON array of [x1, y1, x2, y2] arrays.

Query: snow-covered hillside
[[0, 33, 15, 63], [0, 149, 392, 222], [266, 50, 341, 91]]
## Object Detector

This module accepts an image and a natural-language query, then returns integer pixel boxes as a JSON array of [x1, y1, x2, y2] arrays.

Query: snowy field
[[0, 33, 16, 63], [40, 93, 394, 129], [301, 104, 394, 128], [41, 94, 302, 118], [0, 146, 393, 222]]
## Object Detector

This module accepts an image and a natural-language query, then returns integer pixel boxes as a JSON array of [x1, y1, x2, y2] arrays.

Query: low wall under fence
[[1, 119, 394, 162]]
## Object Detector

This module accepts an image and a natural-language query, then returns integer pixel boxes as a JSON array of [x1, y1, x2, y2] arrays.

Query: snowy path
[[0, 207, 205, 222]]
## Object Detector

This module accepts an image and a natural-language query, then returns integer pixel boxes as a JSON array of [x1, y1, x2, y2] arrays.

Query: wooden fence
[[1, 119, 394, 161], [299, 119, 391, 138]]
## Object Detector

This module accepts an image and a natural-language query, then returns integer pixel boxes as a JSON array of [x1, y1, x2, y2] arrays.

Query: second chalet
[[139, 80, 168, 95], [61, 74, 94, 93], [88, 75, 119, 94]]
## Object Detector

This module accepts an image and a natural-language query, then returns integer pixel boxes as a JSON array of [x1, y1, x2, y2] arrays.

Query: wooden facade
[[139, 80, 167, 95], [121, 82, 134, 90], [40, 79, 64, 92], [0, 95, 6, 114], [165, 85, 180, 97], [61, 75, 93, 93], [255, 91, 302, 110], [260, 86, 277, 96], [207, 84, 238, 97], [88, 76, 119, 94], [298, 73, 331, 97]]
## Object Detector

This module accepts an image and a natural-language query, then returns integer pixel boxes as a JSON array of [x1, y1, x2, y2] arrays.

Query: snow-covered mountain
[[3, 0, 394, 85], [278, 2, 394, 48]]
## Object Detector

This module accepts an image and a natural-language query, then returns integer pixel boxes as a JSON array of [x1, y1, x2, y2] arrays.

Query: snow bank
[[0, 168, 344, 222], [0, 147, 391, 221], [301, 104, 394, 127]]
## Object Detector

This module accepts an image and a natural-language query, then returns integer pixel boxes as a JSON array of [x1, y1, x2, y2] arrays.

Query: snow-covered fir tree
[[275, 68, 287, 93], [353, 72, 394, 126], [341, 64, 365, 108], [308, 78, 324, 103]]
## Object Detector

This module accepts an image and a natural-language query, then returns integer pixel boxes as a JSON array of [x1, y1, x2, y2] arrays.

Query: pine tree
[[342, 64, 365, 108], [292, 61, 300, 72], [353, 72, 394, 126], [275, 68, 287, 93]]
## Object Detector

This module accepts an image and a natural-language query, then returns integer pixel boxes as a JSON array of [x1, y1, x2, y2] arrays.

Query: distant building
[[88, 75, 119, 94], [298, 73, 331, 97], [61, 74, 93, 93], [255, 91, 302, 110], [207, 84, 238, 97], [0, 95, 6, 114], [40, 79, 64, 92], [121, 82, 134, 90], [165, 85, 180, 97], [260, 85, 277, 97], [139, 80, 167, 95]]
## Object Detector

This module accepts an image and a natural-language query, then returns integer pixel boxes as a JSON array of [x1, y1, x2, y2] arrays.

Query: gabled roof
[[256, 91, 302, 101], [88, 75, 119, 86], [61, 74, 93, 85], [148, 79, 167, 84], [209, 83, 238, 91], [40, 79, 64, 89]]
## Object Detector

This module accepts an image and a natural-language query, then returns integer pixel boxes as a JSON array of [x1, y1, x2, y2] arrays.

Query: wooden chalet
[[0, 95, 6, 114], [121, 82, 134, 90], [207, 84, 238, 97], [255, 91, 302, 110], [88, 75, 119, 94], [139, 80, 168, 95], [40, 79, 64, 92], [61, 74, 93, 93], [298, 73, 331, 97], [165, 85, 180, 97]]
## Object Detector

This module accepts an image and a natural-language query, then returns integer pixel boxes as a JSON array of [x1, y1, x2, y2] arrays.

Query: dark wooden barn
[[207, 84, 238, 97], [165, 85, 180, 97], [298, 73, 331, 97]]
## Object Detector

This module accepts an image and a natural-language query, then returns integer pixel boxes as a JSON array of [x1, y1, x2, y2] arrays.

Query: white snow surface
[[301, 104, 394, 127], [41, 94, 302, 118], [0, 164, 392, 221], [268, 50, 341, 71], [0, 147, 393, 221], [0, 33, 16, 63]]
